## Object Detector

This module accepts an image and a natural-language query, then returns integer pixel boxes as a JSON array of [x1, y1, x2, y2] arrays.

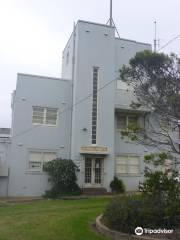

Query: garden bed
[[96, 215, 180, 240]]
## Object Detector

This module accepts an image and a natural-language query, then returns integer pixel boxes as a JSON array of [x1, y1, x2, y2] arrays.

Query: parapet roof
[[17, 73, 71, 82]]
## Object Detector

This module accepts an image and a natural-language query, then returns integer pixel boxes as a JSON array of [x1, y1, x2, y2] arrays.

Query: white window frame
[[32, 106, 58, 126], [116, 155, 141, 176], [159, 117, 170, 132], [91, 67, 99, 145], [27, 150, 57, 172], [116, 114, 138, 131]]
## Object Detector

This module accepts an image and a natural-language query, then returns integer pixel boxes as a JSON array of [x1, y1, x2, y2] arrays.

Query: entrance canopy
[[80, 146, 109, 155]]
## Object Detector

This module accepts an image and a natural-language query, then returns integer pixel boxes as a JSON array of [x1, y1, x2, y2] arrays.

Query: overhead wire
[[11, 76, 118, 139], [158, 34, 180, 52]]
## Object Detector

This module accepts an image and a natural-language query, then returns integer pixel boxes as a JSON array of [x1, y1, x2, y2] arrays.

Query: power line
[[12, 76, 118, 140], [158, 34, 180, 52]]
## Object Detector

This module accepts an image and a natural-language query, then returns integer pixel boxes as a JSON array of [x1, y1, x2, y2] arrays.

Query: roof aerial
[[106, 0, 120, 38]]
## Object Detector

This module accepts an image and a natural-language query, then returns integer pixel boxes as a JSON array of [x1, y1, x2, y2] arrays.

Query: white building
[[0, 19, 156, 196]]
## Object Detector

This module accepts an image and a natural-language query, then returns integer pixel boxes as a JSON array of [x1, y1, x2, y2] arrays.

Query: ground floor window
[[116, 155, 140, 175], [28, 151, 57, 171]]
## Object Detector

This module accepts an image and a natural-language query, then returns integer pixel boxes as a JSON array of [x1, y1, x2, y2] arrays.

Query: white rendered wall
[[70, 21, 116, 190], [9, 74, 72, 196]]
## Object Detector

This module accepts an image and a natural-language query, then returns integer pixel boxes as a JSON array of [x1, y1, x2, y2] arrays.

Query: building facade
[[1, 20, 155, 196]]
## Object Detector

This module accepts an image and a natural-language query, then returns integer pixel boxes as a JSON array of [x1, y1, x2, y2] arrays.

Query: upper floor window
[[28, 151, 57, 171], [116, 114, 138, 130], [32, 106, 58, 126], [159, 117, 170, 131]]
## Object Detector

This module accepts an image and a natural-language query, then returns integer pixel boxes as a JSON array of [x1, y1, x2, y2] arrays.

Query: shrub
[[109, 177, 125, 194], [103, 152, 180, 234], [43, 158, 81, 198], [103, 195, 143, 233], [103, 195, 180, 234]]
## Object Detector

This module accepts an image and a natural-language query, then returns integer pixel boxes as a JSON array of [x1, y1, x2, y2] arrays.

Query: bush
[[43, 158, 81, 198], [103, 195, 180, 234], [109, 177, 125, 194], [103, 152, 180, 234], [103, 195, 143, 233]]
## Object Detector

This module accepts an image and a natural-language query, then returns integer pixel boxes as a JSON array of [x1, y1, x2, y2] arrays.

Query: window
[[92, 67, 99, 144], [28, 151, 57, 171], [160, 117, 170, 131], [116, 114, 138, 130], [32, 107, 58, 126], [116, 155, 140, 175]]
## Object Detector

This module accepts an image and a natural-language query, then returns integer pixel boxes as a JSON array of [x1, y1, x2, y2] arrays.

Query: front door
[[85, 158, 103, 187]]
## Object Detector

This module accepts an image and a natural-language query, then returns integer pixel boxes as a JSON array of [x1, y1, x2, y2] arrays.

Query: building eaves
[[116, 37, 151, 47], [17, 73, 71, 82], [78, 20, 115, 29]]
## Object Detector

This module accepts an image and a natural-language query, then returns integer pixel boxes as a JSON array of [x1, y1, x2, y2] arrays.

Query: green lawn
[[0, 198, 111, 240]]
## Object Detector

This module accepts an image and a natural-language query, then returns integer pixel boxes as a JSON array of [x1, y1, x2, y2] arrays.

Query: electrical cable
[[11, 76, 118, 139]]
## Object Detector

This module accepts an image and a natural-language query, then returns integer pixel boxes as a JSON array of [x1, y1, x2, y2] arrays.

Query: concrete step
[[82, 187, 108, 195]]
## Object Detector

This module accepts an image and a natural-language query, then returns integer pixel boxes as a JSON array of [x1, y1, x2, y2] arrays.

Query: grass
[[0, 198, 111, 240]]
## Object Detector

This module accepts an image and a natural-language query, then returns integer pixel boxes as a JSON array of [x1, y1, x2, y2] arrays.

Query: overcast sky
[[0, 0, 180, 127]]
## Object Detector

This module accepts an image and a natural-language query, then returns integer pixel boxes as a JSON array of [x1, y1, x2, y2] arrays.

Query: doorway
[[84, 157, 103, 187]]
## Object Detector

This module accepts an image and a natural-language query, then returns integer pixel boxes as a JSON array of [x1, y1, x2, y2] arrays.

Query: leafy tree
[[120, 50, 180, 162], [119, 51, 180, 227], [103, 153, 180, 234], [141, 153, 180, 199], [140, 152, 180, 227]]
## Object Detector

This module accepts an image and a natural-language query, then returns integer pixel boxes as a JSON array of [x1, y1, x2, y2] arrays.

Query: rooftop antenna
[[154, 21, 157, 52], [110, 0, 113, 27], [106, 0, 120, 38]]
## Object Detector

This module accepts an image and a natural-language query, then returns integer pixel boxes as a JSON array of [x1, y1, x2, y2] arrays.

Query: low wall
[[95, 215, 172, 240]]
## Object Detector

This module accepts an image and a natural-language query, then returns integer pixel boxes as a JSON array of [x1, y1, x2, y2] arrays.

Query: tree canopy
[[120, 50, 180, 158], [120, 50, 180, 119]]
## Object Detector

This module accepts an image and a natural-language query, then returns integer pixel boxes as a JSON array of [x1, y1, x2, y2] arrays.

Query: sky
[[0, 0, 180, 127]]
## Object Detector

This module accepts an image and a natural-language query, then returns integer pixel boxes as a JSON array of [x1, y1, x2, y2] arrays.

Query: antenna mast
[[154, 21, 157, 52], [110, 0, 113, 27], [106, 0, 120, 38]]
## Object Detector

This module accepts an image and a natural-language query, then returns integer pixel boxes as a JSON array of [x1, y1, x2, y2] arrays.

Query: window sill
[[25, 170, 47, 175], [32, 123, 57, 127], [117, 173, 142, 177]]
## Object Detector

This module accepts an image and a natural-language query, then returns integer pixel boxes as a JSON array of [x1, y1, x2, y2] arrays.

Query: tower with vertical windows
[[62, 20, 151, 192]]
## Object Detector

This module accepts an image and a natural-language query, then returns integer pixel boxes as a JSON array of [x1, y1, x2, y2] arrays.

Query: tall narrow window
[[92, 67, 99, 144]]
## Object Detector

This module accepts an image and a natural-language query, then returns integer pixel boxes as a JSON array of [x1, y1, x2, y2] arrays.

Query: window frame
[[91, 67, 99, 145], [27, 150, 57, 172], [116, 155, 141, 176], [116, 114, 139, 131], [32, 106, 58, 126]]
